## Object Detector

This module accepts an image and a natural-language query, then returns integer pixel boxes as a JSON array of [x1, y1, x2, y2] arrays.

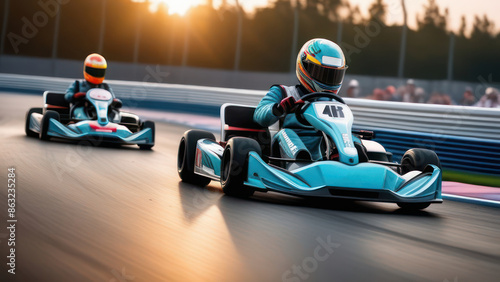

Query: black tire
[[400, 148, 441, 174], [39, 110, 60, 141], [220, 137, 262, 198], [139, 120, 155, 150], [25, 107, 42, 137], [397, 202, 431, 210], [177, 130, 216, 186]]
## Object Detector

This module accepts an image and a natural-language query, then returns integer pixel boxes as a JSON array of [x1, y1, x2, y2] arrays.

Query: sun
[[146, 0, 203, 15]]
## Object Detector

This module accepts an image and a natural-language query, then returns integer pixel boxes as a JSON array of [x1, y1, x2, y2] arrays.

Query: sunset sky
[[142, 0, 498, 33]]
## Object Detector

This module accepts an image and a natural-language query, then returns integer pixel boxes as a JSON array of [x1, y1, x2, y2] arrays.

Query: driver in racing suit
[[65, 53, 119, 119], [253, 38, 347, 161]]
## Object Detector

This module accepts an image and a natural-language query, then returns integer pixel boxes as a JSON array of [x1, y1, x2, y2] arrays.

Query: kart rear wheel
[[221, 137, 261, 198], [39, 110, 60, 141], [397, 202, 431, 210], [139, 120, 155, 150], [177, 130, 215, 186], [25, 107, 42, 138], [401, 148, 441, 174]]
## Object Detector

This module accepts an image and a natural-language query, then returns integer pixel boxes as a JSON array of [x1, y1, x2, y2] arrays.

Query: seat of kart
[[221, 103, 271, 156], [43, 91, 70, 122]]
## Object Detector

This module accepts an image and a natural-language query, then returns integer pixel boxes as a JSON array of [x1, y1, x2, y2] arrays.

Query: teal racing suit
[[253, 85, 324, 160], [65, 80, 115, 119]]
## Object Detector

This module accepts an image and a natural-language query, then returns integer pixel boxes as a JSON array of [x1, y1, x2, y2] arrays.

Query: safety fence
[[1, 73, 499, 174], [362, 128, 500, 175]]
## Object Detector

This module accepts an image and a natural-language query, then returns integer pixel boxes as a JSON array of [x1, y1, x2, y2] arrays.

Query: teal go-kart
[[178, 92, 442, 210], [25, 88, 155, 149]]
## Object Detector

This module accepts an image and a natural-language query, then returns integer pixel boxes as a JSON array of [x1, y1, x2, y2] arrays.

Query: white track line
[[442, 193, 500, 208]]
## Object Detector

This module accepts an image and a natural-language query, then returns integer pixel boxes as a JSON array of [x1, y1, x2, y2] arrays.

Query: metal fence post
[[233, 0, 242, 71], [98, 0, 107, 54], [51, 1, 61, 76], [397, 0, 407, 78], [181, 17, 190, 67], [133, 9, 142, 64], [447, 32, 455, 81], [336, 20, 343, 44], [289, 1, 299, 73], [0, 0, 10, 55]]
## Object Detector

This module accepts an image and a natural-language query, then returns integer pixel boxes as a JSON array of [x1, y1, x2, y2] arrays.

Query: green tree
[[471, 14, 495, 39], [417, 0, 448, 31], [458, 15, 467, 37], [368, 0, 387, 25]]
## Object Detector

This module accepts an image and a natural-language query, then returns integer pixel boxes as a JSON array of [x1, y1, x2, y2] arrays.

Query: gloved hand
[[112, 98, 123, 109], [73, 92, 86, 100], [273, 96, 297, 116]]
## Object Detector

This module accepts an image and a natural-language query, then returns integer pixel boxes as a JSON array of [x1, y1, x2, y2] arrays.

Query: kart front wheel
[[139, 120, 155, 150], [39, 110, 60, 141], [397, 202, 431, 210], [221, 137, 261, 198], [177, 130, 215, 186], [401, 148, 441, 174], [25, 107, 42, 138]]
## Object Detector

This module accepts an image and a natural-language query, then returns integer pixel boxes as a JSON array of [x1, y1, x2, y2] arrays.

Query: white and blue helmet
[[296, 38, 347, 93]]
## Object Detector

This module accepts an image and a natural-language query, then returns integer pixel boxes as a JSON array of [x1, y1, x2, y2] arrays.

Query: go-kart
[[177, 92, 442, 210], [25, 88, 155, 150]]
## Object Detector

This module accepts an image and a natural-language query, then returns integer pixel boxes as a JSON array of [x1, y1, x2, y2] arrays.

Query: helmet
[[296, 38, 347, 93], [83, 53, 107, 85]]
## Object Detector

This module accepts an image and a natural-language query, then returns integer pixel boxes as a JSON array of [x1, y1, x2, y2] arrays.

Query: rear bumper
[[245, 152, 442, 203]]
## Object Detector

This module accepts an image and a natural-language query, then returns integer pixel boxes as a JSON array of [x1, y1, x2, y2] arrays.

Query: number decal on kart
[[322, 105, 344, 118]]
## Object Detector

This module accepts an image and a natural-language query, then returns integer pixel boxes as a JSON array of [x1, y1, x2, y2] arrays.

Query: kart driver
[[65, 53, 120, 119], [254, 38, 347, 161]]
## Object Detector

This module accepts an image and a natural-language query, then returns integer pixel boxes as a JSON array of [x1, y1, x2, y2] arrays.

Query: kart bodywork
[[178, 93, 442, 210], [26, 89, 155, 149]]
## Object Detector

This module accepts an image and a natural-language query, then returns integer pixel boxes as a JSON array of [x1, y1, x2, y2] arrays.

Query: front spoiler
[[244, 152, 442, 203], [31, 114, 153, 145]]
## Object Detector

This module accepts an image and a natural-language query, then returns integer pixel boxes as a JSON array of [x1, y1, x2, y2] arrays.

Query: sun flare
[[147, 0, 203, 15]]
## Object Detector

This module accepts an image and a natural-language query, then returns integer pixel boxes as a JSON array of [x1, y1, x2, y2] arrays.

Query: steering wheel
[[295, 92, 346, 125]]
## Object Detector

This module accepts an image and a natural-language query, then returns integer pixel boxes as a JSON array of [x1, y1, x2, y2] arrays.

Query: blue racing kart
[[25, 88, 155, 149], [177, 92, 442, 210]]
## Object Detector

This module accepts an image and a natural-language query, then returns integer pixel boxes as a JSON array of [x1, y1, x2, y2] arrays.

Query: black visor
[[303, 60, 347, 86], [85, 66, 106, 78]]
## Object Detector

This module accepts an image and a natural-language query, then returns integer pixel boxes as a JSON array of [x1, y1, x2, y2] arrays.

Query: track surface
[[1, 93, 499, 281]]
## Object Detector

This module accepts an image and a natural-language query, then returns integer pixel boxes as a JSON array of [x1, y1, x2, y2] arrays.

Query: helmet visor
[[303, 61, 347, 86], [85, 66, 106, 78]]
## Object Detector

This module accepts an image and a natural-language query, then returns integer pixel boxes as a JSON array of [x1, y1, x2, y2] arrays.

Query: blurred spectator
[[427, 92, 452, 105], [365, 88, 386, 100], [459, 87, 476, 106], [397, 79, 425, 103], [475, 87, 500, 108], [344, 79, 360, 98], [385, 85, 397, 101]]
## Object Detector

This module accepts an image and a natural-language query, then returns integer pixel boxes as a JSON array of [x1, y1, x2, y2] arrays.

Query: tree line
[[1, 0, 499, 83]]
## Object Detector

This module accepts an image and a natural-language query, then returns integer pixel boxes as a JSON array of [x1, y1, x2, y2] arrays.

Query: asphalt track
[[1, 92, 499, 282]]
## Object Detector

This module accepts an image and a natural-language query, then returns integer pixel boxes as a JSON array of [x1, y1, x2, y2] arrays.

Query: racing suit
[[65, 80, 115, 119], [253, 85, 323, 160]]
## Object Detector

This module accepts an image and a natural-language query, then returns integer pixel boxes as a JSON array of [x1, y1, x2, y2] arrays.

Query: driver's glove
[[72, 92, 86, 102], [273, 96, 297, 116], [112, 98, 123, 109]]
